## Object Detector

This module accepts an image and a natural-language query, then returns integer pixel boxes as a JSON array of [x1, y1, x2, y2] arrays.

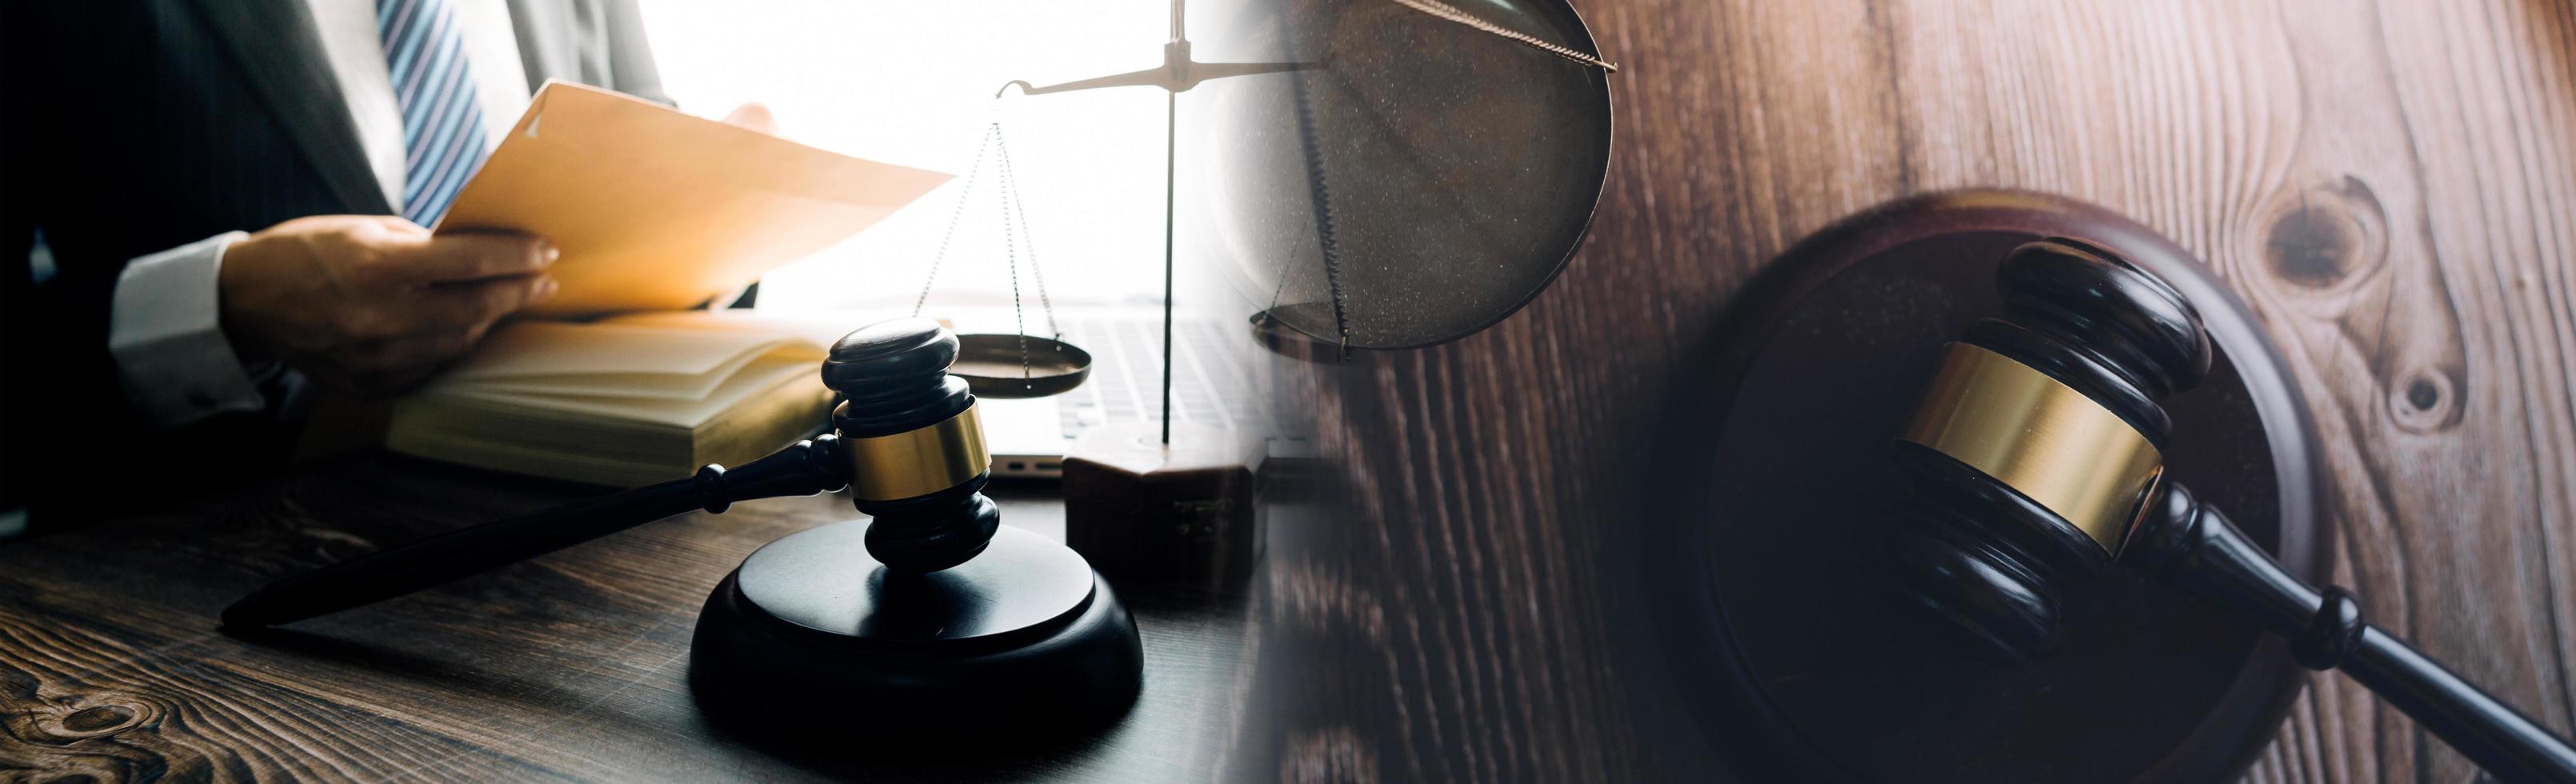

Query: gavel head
[[821, 318, 999, 573], [1876, 238, 2212, 662]]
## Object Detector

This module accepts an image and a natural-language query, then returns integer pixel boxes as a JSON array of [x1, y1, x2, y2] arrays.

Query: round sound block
[[690, 521, 1143, 741], [1645, 190, 2326, 782]]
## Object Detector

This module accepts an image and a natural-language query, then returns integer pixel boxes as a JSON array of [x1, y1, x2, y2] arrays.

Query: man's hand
[[219, 215, 558, 398]]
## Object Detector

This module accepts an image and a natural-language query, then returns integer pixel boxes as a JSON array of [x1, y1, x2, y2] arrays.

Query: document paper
[[437, 81, 950, 315]]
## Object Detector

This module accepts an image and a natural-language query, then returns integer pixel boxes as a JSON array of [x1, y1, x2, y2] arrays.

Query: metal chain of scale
[[910, 122, 1063, 390], [1387, 0, 1618, 72]]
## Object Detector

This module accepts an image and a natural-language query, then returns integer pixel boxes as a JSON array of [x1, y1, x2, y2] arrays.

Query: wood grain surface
[[0, 458, 1261, 782], [1247, 0, 2576, 782]]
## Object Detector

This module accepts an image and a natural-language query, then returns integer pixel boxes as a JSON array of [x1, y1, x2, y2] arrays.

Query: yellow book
[[386, 312, 861, 487]]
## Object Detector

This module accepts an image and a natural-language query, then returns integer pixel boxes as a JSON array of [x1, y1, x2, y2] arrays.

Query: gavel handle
[[222, 435, 847, 629], [2134, 482, 2576, 784]]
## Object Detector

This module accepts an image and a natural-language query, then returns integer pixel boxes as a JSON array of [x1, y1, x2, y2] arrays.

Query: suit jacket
[[0, 0, 671, 524]]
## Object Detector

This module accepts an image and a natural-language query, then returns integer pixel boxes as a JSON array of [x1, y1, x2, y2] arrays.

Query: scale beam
[[990, 0, 1311, 445], [997, 41, 1311, 98]]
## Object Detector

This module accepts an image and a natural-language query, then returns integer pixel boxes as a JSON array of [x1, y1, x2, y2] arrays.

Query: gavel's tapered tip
[[219, 594, 285, 630]]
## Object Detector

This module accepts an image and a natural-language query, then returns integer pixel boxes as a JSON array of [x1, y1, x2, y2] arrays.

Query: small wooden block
[[1062, 422, 1265, 589]]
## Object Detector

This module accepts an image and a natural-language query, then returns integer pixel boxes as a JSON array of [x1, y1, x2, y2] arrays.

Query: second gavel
[[223, 318, 1142, 735], [1876, 238, 2576, 783]]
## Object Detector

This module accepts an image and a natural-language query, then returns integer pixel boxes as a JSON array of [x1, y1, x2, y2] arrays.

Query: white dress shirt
[[108, 0, 534, 428]]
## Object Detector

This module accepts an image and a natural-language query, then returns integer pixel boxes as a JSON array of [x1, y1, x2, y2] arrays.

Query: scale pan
[[1206, 0, 1612, 350], [950, 334, 1092, 398]]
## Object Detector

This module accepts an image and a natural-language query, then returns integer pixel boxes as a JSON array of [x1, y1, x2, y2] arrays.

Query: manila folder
[[436, 81, 950, 316]]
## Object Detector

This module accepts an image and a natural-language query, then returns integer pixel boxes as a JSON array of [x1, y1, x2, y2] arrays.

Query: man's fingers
[[398, 231, 558, 282], [414, 274, 558, 330], [722, 102, 776, 134]]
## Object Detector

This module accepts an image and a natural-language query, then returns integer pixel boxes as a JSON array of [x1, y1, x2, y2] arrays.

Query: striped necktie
[[376, 0, 490, 226]]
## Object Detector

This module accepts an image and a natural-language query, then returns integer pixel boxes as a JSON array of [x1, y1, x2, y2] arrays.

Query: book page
[[602, 310, 871, 351], [428, 353, 822, 429], [432, 322, 820, 401]]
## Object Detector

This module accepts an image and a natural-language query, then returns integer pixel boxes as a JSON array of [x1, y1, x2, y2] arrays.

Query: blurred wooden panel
[[1250, 0, 2576, 781]]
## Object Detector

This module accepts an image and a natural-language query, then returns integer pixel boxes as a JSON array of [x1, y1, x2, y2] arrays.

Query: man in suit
[[0, 0, 727, 528]]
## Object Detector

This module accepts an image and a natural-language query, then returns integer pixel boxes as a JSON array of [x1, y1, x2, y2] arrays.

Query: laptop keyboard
[[1054, 316, 1253, 438]]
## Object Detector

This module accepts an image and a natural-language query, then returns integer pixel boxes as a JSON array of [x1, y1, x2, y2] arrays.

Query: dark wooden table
[[0, 457, 1263, 782], [1245, 0, 2576, 782]]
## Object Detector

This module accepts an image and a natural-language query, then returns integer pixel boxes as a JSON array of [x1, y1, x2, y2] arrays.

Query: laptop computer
[[934, 307, 1264, 479]]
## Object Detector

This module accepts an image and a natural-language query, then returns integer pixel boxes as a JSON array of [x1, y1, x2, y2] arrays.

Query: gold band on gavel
[[1899, 343, 2165, 558], [844, 403, 991, 502]]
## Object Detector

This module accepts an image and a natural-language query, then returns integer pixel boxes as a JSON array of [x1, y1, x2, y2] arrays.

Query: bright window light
[[636, 1, 1190, 314]]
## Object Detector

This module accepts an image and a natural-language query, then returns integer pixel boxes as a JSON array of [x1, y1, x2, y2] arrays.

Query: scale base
[[689, 520, 1143, 742], [1064, 421, 1265, 589]]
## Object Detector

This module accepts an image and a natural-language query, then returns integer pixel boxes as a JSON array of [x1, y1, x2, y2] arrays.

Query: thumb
[[722, 102, 776, 135]]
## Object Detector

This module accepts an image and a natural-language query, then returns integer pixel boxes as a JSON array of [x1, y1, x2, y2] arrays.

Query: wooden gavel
[[223, 318, 1004, 627], [1874, 238, 2576, 783], [230, 318, 1142, 735]]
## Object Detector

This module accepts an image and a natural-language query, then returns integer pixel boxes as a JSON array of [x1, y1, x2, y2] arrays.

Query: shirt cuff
[[110, 231, 268, 428]]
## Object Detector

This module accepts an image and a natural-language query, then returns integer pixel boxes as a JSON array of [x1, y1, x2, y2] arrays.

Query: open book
[[386, 312, 857, 486]]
